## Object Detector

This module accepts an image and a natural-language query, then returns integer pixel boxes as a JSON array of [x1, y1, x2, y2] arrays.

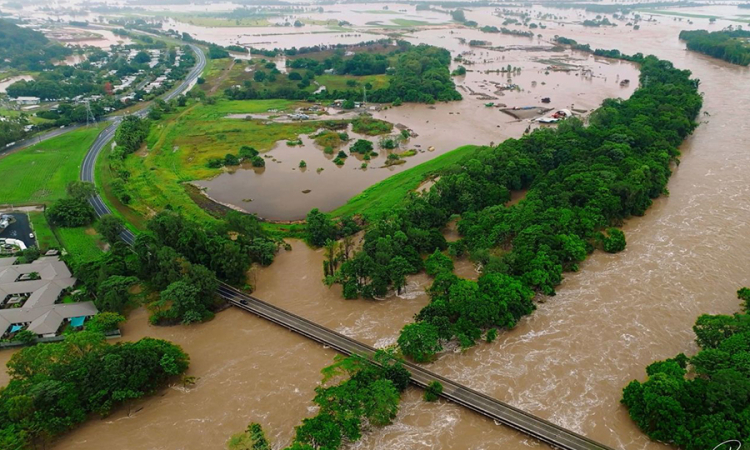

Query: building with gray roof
[[0, 256, 98, 338]]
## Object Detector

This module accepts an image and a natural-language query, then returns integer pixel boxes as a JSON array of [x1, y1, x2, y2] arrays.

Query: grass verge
[[28, 211, 60, 251], [55, 225, 104, 265], [0, 125, 106, 205]]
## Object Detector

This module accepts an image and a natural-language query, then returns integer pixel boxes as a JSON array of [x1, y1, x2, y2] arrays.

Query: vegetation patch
[[680, 28, 750, 66], [352, 117, 393, 135], [331, 145, 480, 220]]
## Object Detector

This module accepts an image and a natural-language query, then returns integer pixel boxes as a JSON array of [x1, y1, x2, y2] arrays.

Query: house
[[0, 256, 98, 338], [14, 97, 40, 105]]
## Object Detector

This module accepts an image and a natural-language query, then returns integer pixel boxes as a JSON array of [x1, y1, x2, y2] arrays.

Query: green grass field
[[315, 74, 389, 91], [55, 225, 104, 265], [114, 100, 319, 223], [28, 211, 60, 251], [0, 125, 105, 205], [331, 144, 480, 220]]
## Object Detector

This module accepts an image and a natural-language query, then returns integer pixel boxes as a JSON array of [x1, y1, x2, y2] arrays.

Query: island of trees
[[309, 47, 702, 363], [679, 28, 750, 66], [622, 288, 750, 449]]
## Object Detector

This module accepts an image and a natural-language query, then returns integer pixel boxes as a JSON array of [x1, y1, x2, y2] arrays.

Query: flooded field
[[1, 3, 749, 450], [196, 34, 638, 220], [0, 75, 33, 94]]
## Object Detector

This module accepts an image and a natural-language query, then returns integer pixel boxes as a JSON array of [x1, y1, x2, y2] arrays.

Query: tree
[[66, 181, 96, 200], [95, 214, 124, 244], [602, 228, 626, 253], [251, 156, 265, 167], [46, 198, 95, 227], [398, 322, 442, 362], [238, 146, 258, 159], [350, 139, 373, 154], [224, 153, 240, 166], [96, 276, 138, 313], [227, 423, 271, 450], [306, 208, 337, 247], [423, 380, 443, 402], [85, 312, 125, 333], [425, 250, 454, 276], [11, 330, 36, 345]]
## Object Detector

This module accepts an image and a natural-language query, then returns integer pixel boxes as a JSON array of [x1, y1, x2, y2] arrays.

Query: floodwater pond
[[195, 38, 638, 220]]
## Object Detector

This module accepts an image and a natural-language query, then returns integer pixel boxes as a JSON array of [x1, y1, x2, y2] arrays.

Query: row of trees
[[622, 288, 750, 449], [679, 28, 750, 66], [114, 115, 151, 158], [0, 331, 189, 449], [325, 50, 702, 362]]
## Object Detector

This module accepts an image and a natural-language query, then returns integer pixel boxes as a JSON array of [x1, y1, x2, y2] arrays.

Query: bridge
[[79, 44, 616, 450]]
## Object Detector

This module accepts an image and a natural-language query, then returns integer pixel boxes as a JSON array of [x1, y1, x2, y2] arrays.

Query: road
[[80, 43, 206, 247], [78, 44, 615, 450]]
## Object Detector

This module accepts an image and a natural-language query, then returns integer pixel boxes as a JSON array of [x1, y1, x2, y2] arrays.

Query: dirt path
[[209, 59, 236, 95]]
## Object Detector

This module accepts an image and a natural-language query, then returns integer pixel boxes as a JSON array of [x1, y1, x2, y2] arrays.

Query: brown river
[[1, 4, 749, 450]]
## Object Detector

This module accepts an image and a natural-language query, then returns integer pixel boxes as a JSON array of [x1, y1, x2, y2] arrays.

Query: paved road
[[80, 43, 206, 246], [1, 124, 84, 157], [78, 44, 615, 450]]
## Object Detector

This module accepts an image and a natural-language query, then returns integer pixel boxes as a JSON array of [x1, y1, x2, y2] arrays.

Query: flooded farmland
[[2, 2, 750, 450], [196, 37, 639, 220]]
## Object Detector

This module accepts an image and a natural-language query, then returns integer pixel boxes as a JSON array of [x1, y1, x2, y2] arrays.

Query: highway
[[77, 43, 616, 450], [80, 43, 206, 246]]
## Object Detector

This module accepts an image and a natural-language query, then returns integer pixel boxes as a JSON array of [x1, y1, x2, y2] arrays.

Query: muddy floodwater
[[196, 36, 638, 220], [0, 4, 747, 450]]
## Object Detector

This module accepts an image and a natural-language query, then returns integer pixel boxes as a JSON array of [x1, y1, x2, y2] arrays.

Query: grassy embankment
[[0, 125, 107, 261], [330, 144, 480, 221], [115, 98, 311, 224]]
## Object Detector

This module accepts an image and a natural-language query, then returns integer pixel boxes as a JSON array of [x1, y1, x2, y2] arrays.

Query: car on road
[[240, 299, 248, 305], [29, 233, 35, 239]]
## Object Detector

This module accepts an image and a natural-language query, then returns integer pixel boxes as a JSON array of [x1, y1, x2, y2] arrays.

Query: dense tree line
[[113, 116, 151, 158], [72, 209, 276, 324], [0, 19, 71, 70], [224, 42, 462, 104], [622, 288, 750, 449], [679, 28, 750, 66], [0, 331, 189, 449], [229, 351, 410, 450], [326, 51, 702, 362]]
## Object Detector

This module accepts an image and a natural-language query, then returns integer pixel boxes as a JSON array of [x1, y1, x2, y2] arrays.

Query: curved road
[[81, 43, 206, 246], [78, 44, 614, 450]]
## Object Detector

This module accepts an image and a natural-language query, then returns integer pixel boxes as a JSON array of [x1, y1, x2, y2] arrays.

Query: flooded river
[[1, 4, 748, 450]]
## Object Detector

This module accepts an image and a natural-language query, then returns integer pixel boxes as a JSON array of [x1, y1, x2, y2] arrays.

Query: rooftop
[[0, 256, 98, 337]]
